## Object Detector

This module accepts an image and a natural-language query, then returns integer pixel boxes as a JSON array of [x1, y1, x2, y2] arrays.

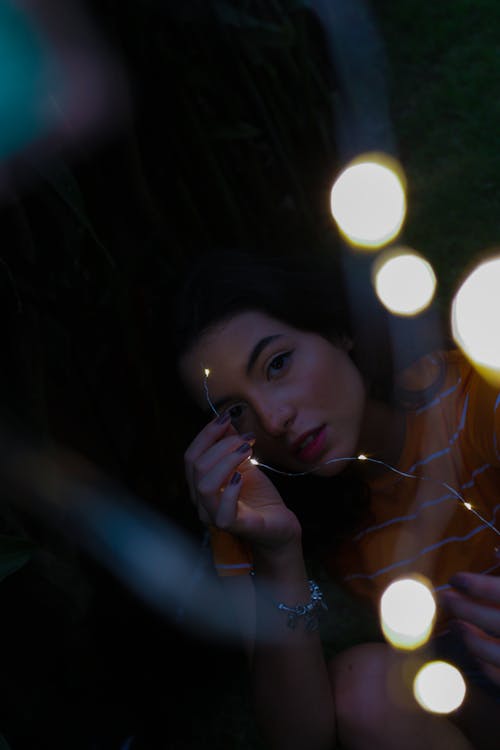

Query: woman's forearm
[[251, 540, 337, 750]]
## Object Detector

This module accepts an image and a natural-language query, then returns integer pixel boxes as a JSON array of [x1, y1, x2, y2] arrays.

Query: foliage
[[372, 0, 500, 304]]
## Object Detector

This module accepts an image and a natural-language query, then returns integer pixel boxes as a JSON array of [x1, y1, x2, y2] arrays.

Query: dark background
[[0, 2, 342, 748], [0, 0, 499, 747]]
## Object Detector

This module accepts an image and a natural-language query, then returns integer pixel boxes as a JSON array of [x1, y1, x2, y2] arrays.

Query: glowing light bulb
[[373, 248, 436, 316], [451, 254, 500, 386], [358, 454, 368, 461], [330, 152, 406, 249], [250, 458, 259, 466], [204, 368, 210, 377], [464, 502, 472, 510], [380, 577, 436, 650], [413, 661, 466, 714]]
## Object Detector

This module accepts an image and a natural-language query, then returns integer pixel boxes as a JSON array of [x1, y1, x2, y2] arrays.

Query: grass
[[373, 0, 500, 303]]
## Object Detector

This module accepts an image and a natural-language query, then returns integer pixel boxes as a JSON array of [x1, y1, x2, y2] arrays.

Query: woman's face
[[179, 311, 367, 476]]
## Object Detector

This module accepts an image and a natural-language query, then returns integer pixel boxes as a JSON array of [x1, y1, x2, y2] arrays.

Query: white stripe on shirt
[[344, 504, 500, 583], [435, 561, 500, 591], [353, 463, 490, 542], [407, 394, 469, 474], [415, 377, 462, 416]]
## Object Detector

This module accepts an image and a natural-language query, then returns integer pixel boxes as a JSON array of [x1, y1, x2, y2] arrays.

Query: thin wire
[[202, 368, 220, 417], [202, 368, 500, 537], [252, 455, 500, 537], [253, 455, 424, 481]]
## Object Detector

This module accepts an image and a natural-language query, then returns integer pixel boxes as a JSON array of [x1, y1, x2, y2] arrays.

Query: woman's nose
[[257, 401, 295, 437]]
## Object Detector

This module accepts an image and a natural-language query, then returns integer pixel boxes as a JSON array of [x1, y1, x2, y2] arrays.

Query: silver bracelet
[[276, 579, 328, 631]]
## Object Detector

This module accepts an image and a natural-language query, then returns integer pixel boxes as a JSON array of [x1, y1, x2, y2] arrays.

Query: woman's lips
[[294, 425, 327, 464]]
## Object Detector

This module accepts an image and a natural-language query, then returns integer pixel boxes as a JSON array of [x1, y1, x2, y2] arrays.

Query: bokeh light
[[0, 1, 49, 158], [413, 661, 466, 714], [373, 248, 437, 316], [380, 577, 436, 650], [451, 254, 500, 386], [330, 152, 407, 249]]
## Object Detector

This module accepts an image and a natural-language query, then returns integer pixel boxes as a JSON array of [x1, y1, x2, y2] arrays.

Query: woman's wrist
[[252, 534, 306, 579], [251, 538, 325, 636]]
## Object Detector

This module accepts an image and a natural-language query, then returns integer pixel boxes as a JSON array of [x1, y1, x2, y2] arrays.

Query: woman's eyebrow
[[246, 334, 283, 375], [207, 334, 284, 414]]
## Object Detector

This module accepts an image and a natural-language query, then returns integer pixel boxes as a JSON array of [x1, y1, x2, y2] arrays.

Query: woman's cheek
[[234, 412, 258, 437]]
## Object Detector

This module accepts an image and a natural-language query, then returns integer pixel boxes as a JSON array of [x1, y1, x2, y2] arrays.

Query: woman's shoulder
[[394, 348, 463, 410], [396, 348, 500, 464]]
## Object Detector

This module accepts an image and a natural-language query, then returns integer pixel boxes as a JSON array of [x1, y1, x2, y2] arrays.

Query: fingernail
[[240, 432, 256, 442], [235, 442, 251, 454], [230, 471, 241, 485], [449, 574, 469, 593], [215, 412, 230, 425]]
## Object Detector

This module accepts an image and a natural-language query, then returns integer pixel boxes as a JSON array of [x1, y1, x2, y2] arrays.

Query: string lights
[[372, 247, 437, 317], [329, 152, 407, 249], [251, 453, 500, 536], [451, 254, 500, 387], [413, 661, 466, 714], [203, 368, 500, 537], [379, 577, 436, 650], [202, 367, 220, 417]]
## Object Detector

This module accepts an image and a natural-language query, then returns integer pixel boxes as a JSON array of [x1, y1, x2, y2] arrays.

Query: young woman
[[171, 249, 500, 750]]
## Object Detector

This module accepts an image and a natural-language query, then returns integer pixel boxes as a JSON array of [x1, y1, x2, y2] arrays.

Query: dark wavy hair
[[170, 248, 398, 398], [161, 247, 444, 556]]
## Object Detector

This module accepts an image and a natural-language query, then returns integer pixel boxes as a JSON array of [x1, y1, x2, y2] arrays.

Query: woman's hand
[[442, 570, 500, 685], [184, 414, 302, 550]]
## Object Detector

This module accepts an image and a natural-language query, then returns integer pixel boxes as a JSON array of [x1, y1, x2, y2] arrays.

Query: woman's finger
[[196, 441, 254, 519], [449, 572, 500, 606], [214, 471, 242, 530], [184, 414, 234, 499], [454, 620, 500, 669], [185, 413, 232, 467], [442, 589, 500, 635], [478, 660, 500, 687], [193, 432, 256, 485]]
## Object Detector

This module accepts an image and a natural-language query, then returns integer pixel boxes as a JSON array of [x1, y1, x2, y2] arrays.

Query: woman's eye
[[267, 351, 293, 379], [227, 403, 246, 423]]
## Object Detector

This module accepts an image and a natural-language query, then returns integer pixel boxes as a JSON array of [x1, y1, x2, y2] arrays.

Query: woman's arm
[[250, 539, 336, 750], [221, 543, 336, 750], [185, 417, 337, 749]]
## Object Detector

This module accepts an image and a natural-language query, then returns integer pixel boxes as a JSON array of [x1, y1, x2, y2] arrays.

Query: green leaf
[[0, 535, 36, 584]]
